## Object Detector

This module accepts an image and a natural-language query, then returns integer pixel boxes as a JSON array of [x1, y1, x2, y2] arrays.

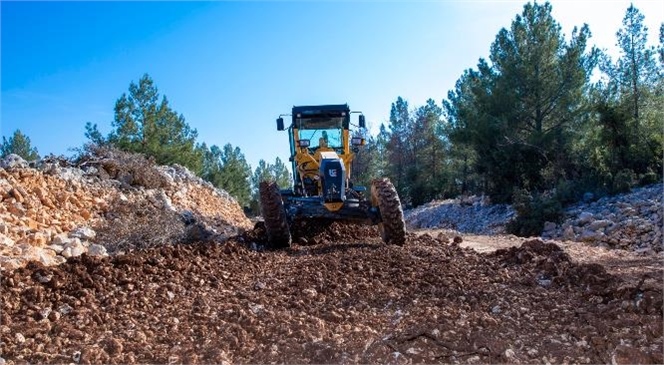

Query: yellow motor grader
[[259, 104, 406, 247]]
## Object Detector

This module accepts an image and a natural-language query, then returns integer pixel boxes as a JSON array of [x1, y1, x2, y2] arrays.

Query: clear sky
[[2, 0, 662, 171]]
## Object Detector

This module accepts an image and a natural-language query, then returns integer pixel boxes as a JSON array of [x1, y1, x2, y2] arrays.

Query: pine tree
[[217, 144, 252, 207], [375, 124, 390, 178], [1, 130, 40, 161], [386, 97, 412, 198], [602, 5, 659, 122], [444, 2, 597, 201], [248, 158, 292, 215], [349, 127, 380, 187], [199, 143, 252, 207], [405, 99, 447, 205], [86, 74, 203, 174], [659, 23, 664, 65], [596, 5, 662, 177], [271, 157, 292, 189]]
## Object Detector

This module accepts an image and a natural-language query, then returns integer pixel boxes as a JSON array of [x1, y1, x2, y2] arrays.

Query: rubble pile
[[158, 165, 250, 229], [543, 184, 663, 252], [0, 153, 251, 270], [404, 195, 514, 235], [0, 162, 113, 270], [405, 184, 663, 253]]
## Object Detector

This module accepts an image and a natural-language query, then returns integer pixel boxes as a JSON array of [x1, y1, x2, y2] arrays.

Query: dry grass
[[94, 196, 187, 254]]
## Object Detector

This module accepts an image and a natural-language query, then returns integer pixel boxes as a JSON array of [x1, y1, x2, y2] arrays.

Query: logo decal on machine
[[328, 169, 337, 177]]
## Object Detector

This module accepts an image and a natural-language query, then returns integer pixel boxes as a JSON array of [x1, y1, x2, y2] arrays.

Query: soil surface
[[414, 229, 663, 286], [2, 221, 662, 364]]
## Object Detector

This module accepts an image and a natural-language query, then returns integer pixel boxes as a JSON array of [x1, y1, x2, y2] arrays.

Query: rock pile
[[543, 184, 663, 252], [0, 152, 251, 271], [157, 164, 249, 228], [405, 183, 663, 253], [404, 195, 514, 235]]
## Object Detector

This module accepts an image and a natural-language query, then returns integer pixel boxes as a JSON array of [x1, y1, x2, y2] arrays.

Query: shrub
[[638, 170, 660, 186], [610, 168, 635, 194], [507, 189, 563, 237], [553, 179, 579, 206]]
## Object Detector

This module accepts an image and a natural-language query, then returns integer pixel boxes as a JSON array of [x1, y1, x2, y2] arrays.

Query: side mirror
[[359, 115, 366, 129], [277, 117, 284, 131]]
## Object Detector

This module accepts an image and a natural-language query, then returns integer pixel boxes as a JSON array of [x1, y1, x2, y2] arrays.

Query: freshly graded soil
[[2, 222, 662, 364]]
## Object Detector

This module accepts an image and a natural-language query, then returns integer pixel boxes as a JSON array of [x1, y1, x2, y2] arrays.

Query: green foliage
[[248, 158, 292, 215], [611, 168, 635, 194], [85, 74, 259, 212], [552, 179, 579, 207], [251, 159, 273, 186], [84, 122, 106, 147], [1, 130, 40, 161], [368, 2, 661, 210], [351, 125, 385, 188], [660, 23, 664, 64], [639, 170, 659, 186], [407, 99, 448, 206], [347, 2, 662, 213], [250, 158, 291, 189], [271, 157, 292, 189], [368, 97, 459, 207], [384, 97, 412, 198], [87, 73, 203, 175], [201, 143, 252, 207], [352, 2, 662, 212], [444, 1, 598, 203], [506, 189, 563, 237], [580, 5, 663, 193]]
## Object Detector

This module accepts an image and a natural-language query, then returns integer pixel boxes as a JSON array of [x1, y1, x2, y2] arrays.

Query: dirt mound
[[494, 240, 617, 292], [2, 231, 661, 364]]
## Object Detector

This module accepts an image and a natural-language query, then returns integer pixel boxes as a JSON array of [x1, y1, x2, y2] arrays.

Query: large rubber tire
[[259, 181, 291, 248], [371, 178, 406, 245]]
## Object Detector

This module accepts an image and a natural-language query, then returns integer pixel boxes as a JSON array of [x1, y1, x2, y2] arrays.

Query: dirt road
[[2, 222, 662, 364]]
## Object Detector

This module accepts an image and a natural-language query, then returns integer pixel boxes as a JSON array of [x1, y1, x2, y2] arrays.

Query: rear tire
[[259, 181, 291, 248], [371, 178, 406, 245]]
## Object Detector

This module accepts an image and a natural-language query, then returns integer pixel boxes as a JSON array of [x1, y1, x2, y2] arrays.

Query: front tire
[[259, 181, 291, 248], [371, 178, 406, 245]]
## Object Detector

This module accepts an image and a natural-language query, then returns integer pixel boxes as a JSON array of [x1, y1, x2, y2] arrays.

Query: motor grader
[[259, 104, 406, 247]]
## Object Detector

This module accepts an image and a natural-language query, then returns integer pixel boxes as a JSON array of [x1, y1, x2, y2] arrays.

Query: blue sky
[[2, 0, 662, 171]]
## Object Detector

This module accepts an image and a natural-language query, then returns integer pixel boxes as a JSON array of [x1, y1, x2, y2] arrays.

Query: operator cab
[[275, 104, 366, 198], [292, 104, 349, 155], [297, 118, 343, 154]]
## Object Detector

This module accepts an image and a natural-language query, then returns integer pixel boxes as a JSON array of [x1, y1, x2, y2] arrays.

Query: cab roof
[[292, 104, 350, 115]]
